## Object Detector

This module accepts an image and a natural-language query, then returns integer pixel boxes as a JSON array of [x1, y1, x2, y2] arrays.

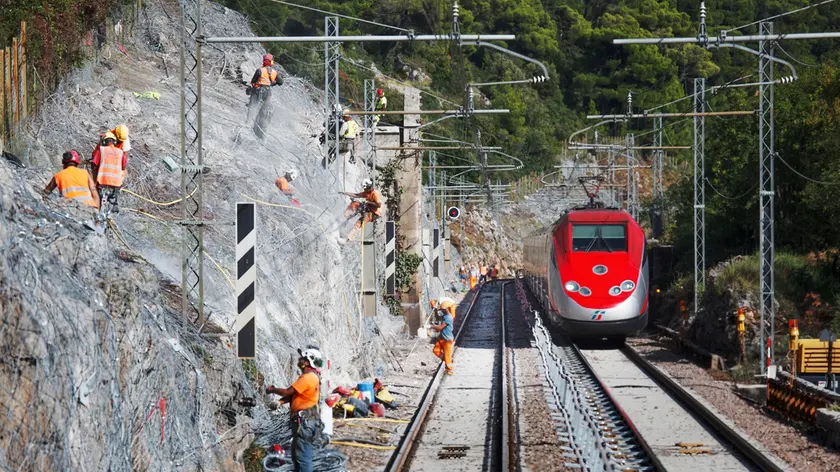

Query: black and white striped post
[[385, 220, 396, 296], [235, 202, 257, 359], [432, 227, 440, 278], [442, 217, 451, 270]]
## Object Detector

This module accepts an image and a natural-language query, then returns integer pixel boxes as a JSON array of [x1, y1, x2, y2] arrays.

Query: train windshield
[[572, 224, 627, 252]]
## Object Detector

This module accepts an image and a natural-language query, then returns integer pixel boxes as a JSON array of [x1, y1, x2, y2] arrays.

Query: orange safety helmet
[[263, 53, 273, 66], [102, 131, 117, 144], [377, 88, 384, 97]]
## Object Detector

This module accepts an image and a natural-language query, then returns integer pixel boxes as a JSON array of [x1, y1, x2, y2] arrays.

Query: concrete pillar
[[399, 87, 423, 335]]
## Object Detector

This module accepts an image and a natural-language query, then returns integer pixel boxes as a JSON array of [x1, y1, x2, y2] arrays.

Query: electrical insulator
[[452, 1, 459, 19], [447, 206, 460, 220], [777, 76, 797, 85], [700, 2, 706, 21], [531, 76, 547, 84]]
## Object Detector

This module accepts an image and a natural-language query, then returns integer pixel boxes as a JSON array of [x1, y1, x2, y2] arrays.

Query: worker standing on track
[[339, 110, 359, 164], [372, 88, 387, 127], [44, 150, 101, 209], [266, 346, 325, 472], [275, 169, 301, 207], [429, 302, 455, 375], [469, 265, 479, 290], [91, 132, 127, 216], [342, 178, 382, 238], [480, 263, 488, 284], [246, 53, 283, 133]]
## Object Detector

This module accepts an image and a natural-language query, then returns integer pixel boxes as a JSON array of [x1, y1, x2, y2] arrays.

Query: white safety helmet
[[362, 178, 373, 190], [286, 169, 298, 181], [298, 346, 325, 368]]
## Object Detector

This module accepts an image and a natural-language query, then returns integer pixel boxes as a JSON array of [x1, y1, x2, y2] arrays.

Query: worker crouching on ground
[[428, 300, 455, 375], [275, 169, 301, 207], [338, 110, 359, 164], [92, 132, 127, 219], [44, 150, 101, 209], [246, 53, 283, 134], [266, 346, 325, 472], [342, 178, 382, 239]]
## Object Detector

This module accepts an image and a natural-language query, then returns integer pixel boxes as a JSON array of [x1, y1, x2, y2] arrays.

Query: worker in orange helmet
[[91, 131, 127, 218], [275, 169, 301, 207], [342, 178, 382, 239], [431, 296, 457, 321], [266, 346, 325, 472], [91, 123, 131, 164], [246, 53, 284, 130], [43, 150, 101, 209], [428, 300, 455, 375]]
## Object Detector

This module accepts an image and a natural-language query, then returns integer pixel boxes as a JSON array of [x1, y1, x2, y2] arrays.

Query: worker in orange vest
[[469, 265, 479, 290], [247, 53, 283, 130], [92, 131, 127, 215], [275, 169, 301, 207], [92, 124, 131, 162], [428, 304, 455, 375], [43, 150, 100, 209], [266, 346, 324, 472], [342, 178, 382, 238]]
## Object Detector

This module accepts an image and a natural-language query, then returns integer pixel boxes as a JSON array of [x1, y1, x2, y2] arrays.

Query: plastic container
[[357, 381, 374, 403]]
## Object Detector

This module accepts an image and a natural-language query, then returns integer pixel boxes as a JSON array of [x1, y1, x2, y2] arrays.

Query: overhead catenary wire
[[706, 178, 758, 200], [266, 0, 412, 32], [726, 0, 837, 33], [777, 152, 840, 185]]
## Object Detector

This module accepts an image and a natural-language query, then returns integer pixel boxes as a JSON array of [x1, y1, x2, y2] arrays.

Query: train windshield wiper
[[584, 227, 613, 253]]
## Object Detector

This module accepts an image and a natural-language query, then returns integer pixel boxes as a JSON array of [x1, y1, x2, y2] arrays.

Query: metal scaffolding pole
[[179, 0, 205, 324], [324, 17, 340, 170], [363, 79, 376, 176], [694, 77, 706, 317], [759, 21, 776, 371]]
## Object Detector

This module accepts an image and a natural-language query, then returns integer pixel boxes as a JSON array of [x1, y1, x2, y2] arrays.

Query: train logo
[[591, 310, 606, 321]]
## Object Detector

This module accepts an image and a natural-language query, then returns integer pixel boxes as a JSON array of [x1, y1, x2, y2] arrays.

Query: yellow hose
[[330, 440, 395, 451], [204, 250, 235, 289], [121, 187, 197, 207]]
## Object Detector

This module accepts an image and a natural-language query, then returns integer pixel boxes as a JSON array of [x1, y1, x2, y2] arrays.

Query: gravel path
[[630, 336, 840, 472]]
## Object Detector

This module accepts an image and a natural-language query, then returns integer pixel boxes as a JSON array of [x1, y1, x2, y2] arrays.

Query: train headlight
[[621, 280, 635, 292], [579, 287, 592, 297], [564, 281, 580, 292], [609, 286, 622, 296], [592, 265, 608, 275]]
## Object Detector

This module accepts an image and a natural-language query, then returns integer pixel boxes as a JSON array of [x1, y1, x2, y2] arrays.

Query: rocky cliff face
[[0, 0, 403, 468]]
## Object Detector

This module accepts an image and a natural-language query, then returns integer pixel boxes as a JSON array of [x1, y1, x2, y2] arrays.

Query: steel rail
[[384, 284, 487, 472], [499, 282, 511, 471], [569, 342, 666, 472], [620, 345, 787, 472]]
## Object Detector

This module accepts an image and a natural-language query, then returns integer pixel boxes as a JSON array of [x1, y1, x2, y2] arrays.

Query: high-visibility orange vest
[[362, 189, 383, 216], [97, 145, 125, 187], [54, 167, 96, 207], [255, 67, 277, 87]]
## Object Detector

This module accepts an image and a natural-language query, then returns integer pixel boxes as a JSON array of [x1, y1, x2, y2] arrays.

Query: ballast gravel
[[629, 336, 840, 472]]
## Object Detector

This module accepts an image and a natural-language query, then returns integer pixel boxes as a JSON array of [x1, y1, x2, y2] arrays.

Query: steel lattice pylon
[[624, 133, 637, 218], [363, 79, 376, 176], [179, 0, 205, 324], [694, 77, 706, 316], [759, 21, 776, 372], [652, 116, 664, 237], [323, 17, 340, 169]]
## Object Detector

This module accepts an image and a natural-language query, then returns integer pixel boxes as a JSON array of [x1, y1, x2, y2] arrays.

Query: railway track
[[385, 281, 514, 472]]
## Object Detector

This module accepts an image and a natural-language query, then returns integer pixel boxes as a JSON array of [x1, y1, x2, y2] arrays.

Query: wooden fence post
[[20, 21, 27, 124], [11, 37, 18, 131]]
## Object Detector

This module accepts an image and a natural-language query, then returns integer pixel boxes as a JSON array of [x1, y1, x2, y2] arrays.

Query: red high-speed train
[[522, 207, 648, 340]]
